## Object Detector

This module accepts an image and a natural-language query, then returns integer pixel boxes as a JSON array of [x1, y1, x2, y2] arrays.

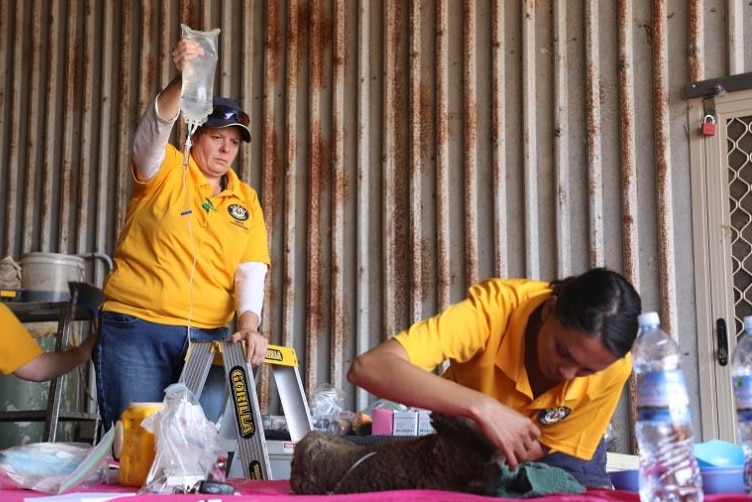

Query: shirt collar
[[495, 293, 548, 398]]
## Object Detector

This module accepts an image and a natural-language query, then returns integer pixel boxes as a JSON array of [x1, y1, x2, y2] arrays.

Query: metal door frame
[[690, 89, 752, 442]]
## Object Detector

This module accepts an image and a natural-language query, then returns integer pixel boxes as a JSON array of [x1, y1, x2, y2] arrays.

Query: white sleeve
[[132, 96, 179, 181], [234, 262, 268, 320]]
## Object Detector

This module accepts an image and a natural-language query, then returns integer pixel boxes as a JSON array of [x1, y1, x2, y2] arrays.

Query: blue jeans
[[538, 437, 611, 488], [92, 312, 230, 430]]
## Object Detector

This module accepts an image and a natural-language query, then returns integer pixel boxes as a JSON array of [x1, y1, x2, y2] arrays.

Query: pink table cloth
[[2, 479, 748, 502]]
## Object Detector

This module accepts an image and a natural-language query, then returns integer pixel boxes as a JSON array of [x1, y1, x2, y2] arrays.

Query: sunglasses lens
[[213, 105, 250, 126]]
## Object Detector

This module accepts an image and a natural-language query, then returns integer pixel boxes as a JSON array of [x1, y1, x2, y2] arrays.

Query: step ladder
[[178, 340, 312, 480]]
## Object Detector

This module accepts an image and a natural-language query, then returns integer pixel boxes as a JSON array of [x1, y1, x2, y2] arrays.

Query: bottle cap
[[638, 311, 660, 327], [744, 316, 752, 333]]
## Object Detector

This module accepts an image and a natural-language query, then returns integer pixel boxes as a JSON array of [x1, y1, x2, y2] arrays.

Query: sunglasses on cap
[[211, 104, 250, 127]]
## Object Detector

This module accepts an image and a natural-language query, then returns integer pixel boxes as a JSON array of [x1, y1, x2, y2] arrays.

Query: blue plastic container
[[693, 440, 744, 468], [700, 466, 745, 494], [609, 469, 639, 492], [609, 466, 745, 494]]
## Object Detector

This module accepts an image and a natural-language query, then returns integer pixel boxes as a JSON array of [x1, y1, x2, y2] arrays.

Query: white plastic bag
[[139, 383, 225, 494]]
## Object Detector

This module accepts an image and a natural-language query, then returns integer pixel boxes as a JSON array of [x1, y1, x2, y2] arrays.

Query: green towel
[[486, 462, 586, 498]]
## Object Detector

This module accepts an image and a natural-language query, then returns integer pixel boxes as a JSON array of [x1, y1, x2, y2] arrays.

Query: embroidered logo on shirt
[[537, 406, 571, 425], [228, 204, 249, 221]]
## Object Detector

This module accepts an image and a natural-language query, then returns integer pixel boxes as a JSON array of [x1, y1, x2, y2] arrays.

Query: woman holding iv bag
[[92, 35, 271, 430]]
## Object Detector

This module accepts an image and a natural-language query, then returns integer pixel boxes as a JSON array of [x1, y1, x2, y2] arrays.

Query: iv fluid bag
[[179, 24, 221, 128]]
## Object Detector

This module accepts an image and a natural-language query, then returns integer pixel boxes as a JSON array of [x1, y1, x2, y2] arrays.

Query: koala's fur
[[289, 412, 500, 495]]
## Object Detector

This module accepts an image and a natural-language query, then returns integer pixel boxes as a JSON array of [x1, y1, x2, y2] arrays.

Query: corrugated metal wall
[[1, 0, 751, 453]]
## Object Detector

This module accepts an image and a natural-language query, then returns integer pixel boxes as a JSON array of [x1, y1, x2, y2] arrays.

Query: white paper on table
[[23, 492, 134, 502]]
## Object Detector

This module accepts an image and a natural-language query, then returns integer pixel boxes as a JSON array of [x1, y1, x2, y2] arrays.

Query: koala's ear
[[429, 412, 451, 432], [429, 413, 477, 438]]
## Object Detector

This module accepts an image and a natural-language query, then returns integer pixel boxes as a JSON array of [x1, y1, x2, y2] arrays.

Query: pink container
[[371, 407, 394, 435]]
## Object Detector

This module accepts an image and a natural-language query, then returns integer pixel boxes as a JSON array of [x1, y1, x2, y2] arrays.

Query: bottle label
[[733, 375, 752, 413], [636, 369, 691, 422], [737, 408, 752, 423]]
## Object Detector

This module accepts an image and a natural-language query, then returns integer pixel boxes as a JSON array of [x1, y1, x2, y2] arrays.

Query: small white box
[[392, 410, 418, 436], [417, 410, 434, 435], [268, 440, 296, 479]]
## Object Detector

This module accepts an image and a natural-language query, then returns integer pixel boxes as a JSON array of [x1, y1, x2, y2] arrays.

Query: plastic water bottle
[[633, 311, 703, 501], [731, 315, 752, 495]]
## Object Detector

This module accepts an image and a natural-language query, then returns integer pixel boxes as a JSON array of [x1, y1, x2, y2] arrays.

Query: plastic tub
[[701, 466, 745, 494], [21, 253, 85, 302], [609, 466, 746, 494], [694, 440, 744, 468], [609, 469, 639, 492]]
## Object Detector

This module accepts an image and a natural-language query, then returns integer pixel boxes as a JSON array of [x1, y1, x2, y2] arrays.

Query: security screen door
[[691, 88, 752, 443]]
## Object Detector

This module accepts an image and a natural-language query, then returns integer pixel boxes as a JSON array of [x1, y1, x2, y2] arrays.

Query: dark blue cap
[[204, 97, 251, 143]]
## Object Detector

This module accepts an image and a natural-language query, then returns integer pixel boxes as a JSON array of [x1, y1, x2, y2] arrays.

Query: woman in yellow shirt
[[348, 268, 641, 487], [93, 37, 270, 431]]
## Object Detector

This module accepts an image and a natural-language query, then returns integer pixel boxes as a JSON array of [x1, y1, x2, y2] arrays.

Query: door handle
[[716, 318, 728, 366]]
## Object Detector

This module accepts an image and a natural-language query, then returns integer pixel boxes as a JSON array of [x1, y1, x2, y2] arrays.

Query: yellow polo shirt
[[0, 303, 44, 374], [102, 144, 271, 328], [394, 278, 631, 460]]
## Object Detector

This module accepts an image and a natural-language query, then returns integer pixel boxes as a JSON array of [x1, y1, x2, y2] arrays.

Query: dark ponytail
[[550, 268, 641, 357]]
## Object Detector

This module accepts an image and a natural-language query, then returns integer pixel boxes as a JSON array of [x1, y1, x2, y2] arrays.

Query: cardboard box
[[392, 410, 418, 436], [268, 440, 296, 479], [417, 409, 435, 435]]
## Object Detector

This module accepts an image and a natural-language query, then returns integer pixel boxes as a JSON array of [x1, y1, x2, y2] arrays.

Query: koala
[[289, 412, 501, 495]]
